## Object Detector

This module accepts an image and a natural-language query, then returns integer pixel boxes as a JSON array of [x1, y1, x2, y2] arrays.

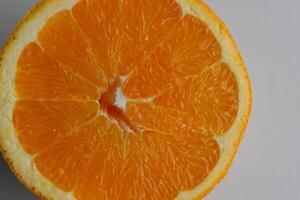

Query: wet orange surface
[[13, 0, 238, 199]]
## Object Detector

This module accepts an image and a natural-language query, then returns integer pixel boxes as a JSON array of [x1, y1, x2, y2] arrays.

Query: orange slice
[[0, 0, 252, 199]]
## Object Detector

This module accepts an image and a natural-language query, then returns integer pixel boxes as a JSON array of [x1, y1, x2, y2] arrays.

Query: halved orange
[[0, 0, 252, 199]]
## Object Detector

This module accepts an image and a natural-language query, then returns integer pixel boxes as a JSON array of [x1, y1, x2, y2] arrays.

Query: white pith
[[114, 87, 127, 111], [0, 0, 251, 200]]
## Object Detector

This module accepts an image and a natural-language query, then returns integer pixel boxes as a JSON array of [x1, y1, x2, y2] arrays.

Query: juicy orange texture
[[13, 0, 239, 199]]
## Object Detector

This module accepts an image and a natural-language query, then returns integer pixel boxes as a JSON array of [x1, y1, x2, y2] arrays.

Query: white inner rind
[[114, 87, 127, 111], [0, 0, 251, 199]]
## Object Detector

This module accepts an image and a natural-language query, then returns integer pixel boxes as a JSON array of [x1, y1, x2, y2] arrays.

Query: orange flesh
[[13, 0, 239, 199]]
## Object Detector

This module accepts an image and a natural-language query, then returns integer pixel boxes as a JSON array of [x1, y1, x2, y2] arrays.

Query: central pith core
[[99, 79, 136, 133]]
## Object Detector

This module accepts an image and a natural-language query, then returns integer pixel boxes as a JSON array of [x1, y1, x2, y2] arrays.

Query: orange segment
[[74, 150, 110, 200], [72, 0, 121, 80], [15, 42, 99, 100], [74, 119, 132, 200], [126, 102, 210, 138], [35, 116, 108, 192], [166, 15, 221, 75], [123, 15, 221, 98], [38, 10, 107, 88], [13, 100, 98, 154], [35, 137, 88, 192], [122, 48, 178, 98], [155, 63, 239, 134], [119, 131, 220, 200], [119, 0, 182, 75]]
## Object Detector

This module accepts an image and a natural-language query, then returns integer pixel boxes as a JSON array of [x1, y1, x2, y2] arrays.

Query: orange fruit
[[0, 0, 252, 199]]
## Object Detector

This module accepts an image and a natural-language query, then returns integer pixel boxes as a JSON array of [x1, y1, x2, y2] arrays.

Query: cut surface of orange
[[0, 0, 251, 199]]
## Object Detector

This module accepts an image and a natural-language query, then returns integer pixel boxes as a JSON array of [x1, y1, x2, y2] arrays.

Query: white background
[[0, 0, 300, 199]]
